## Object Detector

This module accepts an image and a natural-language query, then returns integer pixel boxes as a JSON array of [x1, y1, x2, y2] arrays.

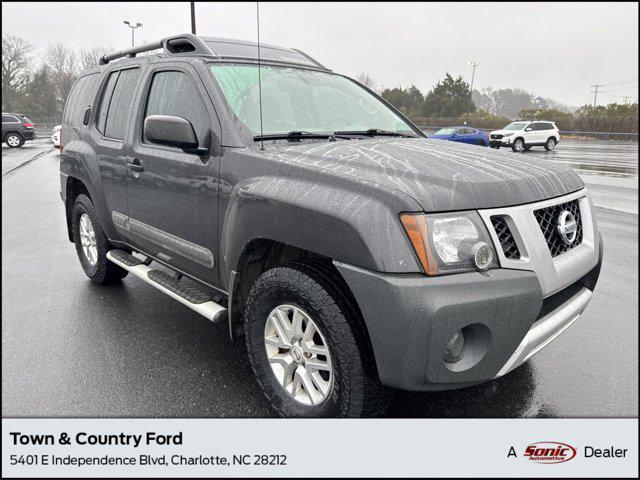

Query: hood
[[263, 138, 584, 212]]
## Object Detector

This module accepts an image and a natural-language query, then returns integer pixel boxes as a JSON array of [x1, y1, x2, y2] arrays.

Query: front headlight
[[400, 211, 498, 275], [502, 132, 515, 137]]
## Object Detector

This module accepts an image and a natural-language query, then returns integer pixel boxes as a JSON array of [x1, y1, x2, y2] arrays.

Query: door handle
[[127, 158, 144, 173]]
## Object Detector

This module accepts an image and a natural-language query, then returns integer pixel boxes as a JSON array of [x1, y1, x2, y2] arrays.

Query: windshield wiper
[[254, 131, 337, 142], [334, 128, 417, 138]]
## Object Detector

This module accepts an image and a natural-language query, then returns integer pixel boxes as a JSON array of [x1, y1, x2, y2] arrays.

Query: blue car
[[429, 126, 490, 146]]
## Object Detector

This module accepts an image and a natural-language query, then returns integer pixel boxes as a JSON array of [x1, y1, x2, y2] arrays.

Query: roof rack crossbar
[[99, 33, 215, 65]]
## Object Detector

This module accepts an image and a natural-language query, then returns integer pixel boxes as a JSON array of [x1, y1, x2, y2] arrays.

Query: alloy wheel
[[6, 135, 20, 147], [264, 304, 334, 406], [514, 139, 524, 151], [79, 213, 98, 265]]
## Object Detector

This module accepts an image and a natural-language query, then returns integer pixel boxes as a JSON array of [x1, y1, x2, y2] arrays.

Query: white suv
[[490, 121, 560, 152]]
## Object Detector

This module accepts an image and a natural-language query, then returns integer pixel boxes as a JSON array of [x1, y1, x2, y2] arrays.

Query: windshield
[[503, 122, 528, 131], [209, 64, 415, 137], [434, 127, 457, 135]]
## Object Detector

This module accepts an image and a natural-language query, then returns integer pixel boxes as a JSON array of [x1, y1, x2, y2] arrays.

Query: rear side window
[[96, 72, 120, 134], [62, 73, 99, 128], [144, 70, 209, 146], [541, 122, 554, 130], [97, 68, 141, 140], [2, 115, 19, 123]]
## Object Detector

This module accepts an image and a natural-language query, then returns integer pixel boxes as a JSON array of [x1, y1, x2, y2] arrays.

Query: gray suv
[[2, 113, 36, 147], [60, 34, 602, 417]]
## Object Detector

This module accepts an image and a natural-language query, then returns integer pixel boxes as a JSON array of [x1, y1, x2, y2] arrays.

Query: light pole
[[467, 61, 479, 122], [123, 20, 143, 47]]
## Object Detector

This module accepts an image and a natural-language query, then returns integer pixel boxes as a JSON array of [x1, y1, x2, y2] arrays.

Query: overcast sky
[[2, 2, 638, 106]]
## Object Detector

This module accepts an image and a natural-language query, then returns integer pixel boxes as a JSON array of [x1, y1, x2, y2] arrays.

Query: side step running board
[[107, 249, 227, 324]]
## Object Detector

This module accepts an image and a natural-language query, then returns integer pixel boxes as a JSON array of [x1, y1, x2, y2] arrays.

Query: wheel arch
[[64, 176, 93, 242], [227, 237, 382, 379], [3, 130, 24, 142]]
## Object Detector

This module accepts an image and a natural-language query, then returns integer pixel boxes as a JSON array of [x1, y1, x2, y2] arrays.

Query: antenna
[[256, 2, 265, 150]]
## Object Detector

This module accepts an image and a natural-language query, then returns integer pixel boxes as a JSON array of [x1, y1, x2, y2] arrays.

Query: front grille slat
[[491, 216, 520, 259], [534, 199, 583, 257]]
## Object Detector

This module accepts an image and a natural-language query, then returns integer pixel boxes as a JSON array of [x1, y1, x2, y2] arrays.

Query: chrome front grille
[[534, 199, 583, 257], [490, 134, 503, 139]]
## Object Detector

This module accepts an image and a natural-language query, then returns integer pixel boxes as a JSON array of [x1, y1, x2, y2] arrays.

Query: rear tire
[[544, 137, 557, 151], [5, 133, 24, 148], [244, 261, 392, 417], [72, 194, 128, 284]]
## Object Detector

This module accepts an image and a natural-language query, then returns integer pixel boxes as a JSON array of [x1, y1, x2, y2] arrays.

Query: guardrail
[[420, 126, 638, 142]]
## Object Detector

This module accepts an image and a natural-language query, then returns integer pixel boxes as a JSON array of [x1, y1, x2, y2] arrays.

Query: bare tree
[[79, 46, 112, 71], [44, 43, 78, 118], [356, 73, 377, 91], [2, 35, 34, 111]]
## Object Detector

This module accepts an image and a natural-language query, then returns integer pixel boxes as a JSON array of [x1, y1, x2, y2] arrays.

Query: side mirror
[[525, 127, 533, 132], [144, 115, 207, 154]]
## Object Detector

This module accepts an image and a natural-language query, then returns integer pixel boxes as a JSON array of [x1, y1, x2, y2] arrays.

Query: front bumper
[[335, 186, 602, 391], [335, 239, 602, 391], [490, 136, 513, 147]]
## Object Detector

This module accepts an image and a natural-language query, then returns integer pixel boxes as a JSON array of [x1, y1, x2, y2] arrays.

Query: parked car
[[51, 125, 62, 148], [430, 126, 490, 146], [490, 121, 560, 152], [2, 112, 36, 148], [60, 34, 602, 418]]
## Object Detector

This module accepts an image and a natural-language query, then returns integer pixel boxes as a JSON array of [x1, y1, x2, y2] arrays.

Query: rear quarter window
[[63, 73, 100, 128]]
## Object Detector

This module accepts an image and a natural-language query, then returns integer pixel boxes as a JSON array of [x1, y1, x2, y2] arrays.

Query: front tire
[[544, 137, 557, 151], [5, 133, 24, 148], [511, 138, 525, 152], [244, 262, 391, 417], [72, 194, 128, 284]]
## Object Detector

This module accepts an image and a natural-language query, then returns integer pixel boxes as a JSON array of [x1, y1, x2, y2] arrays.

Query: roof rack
[[99, 33, 214, 65]]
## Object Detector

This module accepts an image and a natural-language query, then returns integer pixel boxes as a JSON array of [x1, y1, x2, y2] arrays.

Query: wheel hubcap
[[548, 139, 555, 149], [515, 140, 523, 151], [79, 213, 98, 266], [264, 304, 334, 406], [7, 136, 19, 146]]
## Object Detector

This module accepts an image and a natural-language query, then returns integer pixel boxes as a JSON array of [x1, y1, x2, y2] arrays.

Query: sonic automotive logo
[[524, 441, 577, 464]]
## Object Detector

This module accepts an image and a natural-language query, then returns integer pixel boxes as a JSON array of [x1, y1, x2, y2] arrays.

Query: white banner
[[2, 418, 637, 478]]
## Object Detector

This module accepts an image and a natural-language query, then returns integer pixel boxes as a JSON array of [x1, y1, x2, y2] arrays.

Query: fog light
[[444, 330, 465, 363], [471, 242, 494, 271]]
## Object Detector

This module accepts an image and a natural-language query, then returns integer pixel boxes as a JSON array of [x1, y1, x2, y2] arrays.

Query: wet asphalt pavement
[[2, 141, 638, 418]]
